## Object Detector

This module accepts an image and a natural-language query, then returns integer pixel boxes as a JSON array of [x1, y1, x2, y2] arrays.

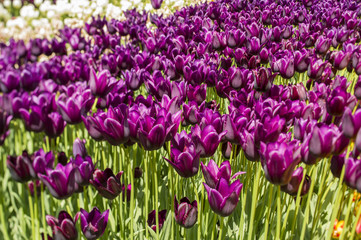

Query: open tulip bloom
[[76, 207, 109, 240]]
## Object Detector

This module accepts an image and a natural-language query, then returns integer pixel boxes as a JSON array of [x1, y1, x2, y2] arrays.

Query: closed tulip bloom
[[203, 177, 243, 217], [307, 58, 327, 79], [354, 76, 361, 100], [315, 36, 331, 54], [73, 138, 87, 158], [32, 149, 55, 175], [253, 67, 275, 92], [191, 125, 226, 158], [309, 123, 334, 158], [82, 114, 104, 141], [331, 154, 345, 178], [344, 158, 361, 191], [19, 106, 45, 132], [326, 86, 348, 116], [260, 141, 301, 185], [294, 49, 309, 73], [76, 207, 109, 240], [0, 110, 12, 137], [148, 210, 167, 232], [332, 51, 351, 70], [90, 168, 123, 200], [174, 196, 198, 228], [183, 101, 203, 125], [38, 163, 77, 199], [241, 130, 259, 162], [187, 84, 207, 105], [46, 211, 78, 240], [279, 55, 295, 79], [281, 167, 311, 196], [44, 112, 66, 138], [342, 108, 361, 139], [164, 131, 200, 178], [221, 142, 241, 159], [72, 155, 94, 187], [7, 151, 36, 182], [28, 180, 42, 197], [138, 116, 167, 151]]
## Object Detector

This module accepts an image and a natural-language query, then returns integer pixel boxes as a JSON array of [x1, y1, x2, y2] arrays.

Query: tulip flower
[[164, 131, 200, 178], [332, 220, 344, 239], [326, 87, 348, 116], [342, 108, 361, 139], [88, 68, 116, 97], [203, 178, 243, 217], [72, 155, 94, 187], [19, 106, 45, 132], [90, 168, 123, 200], [191, 125, 226, 158], [28, 180, 42, 197], [308, 123, 334, 159], [201, 159, 244, 188], [344, 158, 361, 191], [57, 152, 68, 166], [253, 67, 275, 92], [0, 110, 12, 140], [260, 140, 301, 185], [7, 151, 36, 182], [148, 210, 167, 232], [44, 112, 66, 138], [73, 138, 88, 158], [38, 163, 77, 199], [134, 167, 143, 179], [307, 58, 327, 79], [46, 211, 78, 240], [76, 207, 109, 240], [32, 149, 55, 175], [355, 77, 361, 100], [331, 154, 345, 178], [281, 167, 311, 196], [174, 196, 198, 228]]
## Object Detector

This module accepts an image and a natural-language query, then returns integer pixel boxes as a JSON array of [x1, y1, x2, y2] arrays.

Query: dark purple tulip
[[28, 180, 42, 197], [73, 138, 87, 158], [294, 49, 309, 73], [279, 55, 295, 79], [281, 167, 311, 196], [138, 116, 167, 151], [344, 158, 361, 191], [294, 118, 316, 142], [203, 178, 243, 217], [88, 68, 116, 97], [191, 125, 226, 158], [254, 115, 286, 146], [326, 87, 348, 116], [76, 207, 109, 240], [174, 196, 197, 228], [0, 71, 20, 93], [331, 154, 345, 178], [241, 130, 259, 162], [46, 211, 78, 240], [357, 129, 361, 153], [247, 37, 261, 55], [342, 108, 361, 139], [148, 209, 167, 232], [332, 51, 351, 70], [96, 104, 130, 145], [7, 152, 36, 182], [164, 131, 200, 178], [19, 106, 45, 132], [71, 155, 94, 187], [44, 112, 66, 138], [0, 109, 12, 142], [260, 140, 301, 185], [201, 159, 244, 189], [221, 142, 241, 159], [228, 67, 248, 90], [33, 149, 54, 175], [315, 36, 331, 55], [122, 184, 131, 202], [253, 67, 275, 92], [82, 114, 104, 141], [187, 84, 206, 105], [309, 123, 334, 158], [307, 58, 327, 79], [38, 163, 77, 199], [134, 167, 142, 179], [89, 168, 123, 200], [57, 152, 68, 166], [354, 76, 361, 100], [183, 101, 203, 125]]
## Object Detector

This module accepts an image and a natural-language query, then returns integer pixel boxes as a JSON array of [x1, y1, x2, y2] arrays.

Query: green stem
[[276, 186, 281, 240], [218, 216, 224, 240], [350, 198, 361, 239], [247, 162, 262, 240], [339, 191, 354, 240], [41, 183, 47, 240], [154, 151, 160, 239], [144, 151, 149, 238], [191, 177, 201, 240], [264, 186, 274, 239]]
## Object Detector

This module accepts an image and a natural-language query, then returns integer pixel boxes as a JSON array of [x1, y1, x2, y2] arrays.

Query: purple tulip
[[88, 68, 116, 97], [201, 159, 244, 188], [342, 108, 361, 139], [344, 158, 361, 191], [253, 67, 275, 92], [71, 155, 94, 187], [221, 142, 241, 159], [326, 87, 348, 116], [332, 51, 351, 70], [294, 49, 309, 73], [46, 211, 78, 240], [138, 115, 168, 151], [57, 152, 68, 166], [331, 154, 345, 178], [38, 163, 77, 199], [19, 106, 45, 132], [76, 207, 109, 240], [354, 76, 361, 100], [203, 177, 243, 217], [308, 123, 335, 159], [260, 140, 301, 185], [307, 58, 327, 79], [89, 168, 123, 200], [44, 112, 66, 138], [0, 110, 12, 144], [315, 36, 331, 54], [281, 167, 311, 196], [174, 196, 197, 228], [73, 138, 87, 158], [187, 84, 207, 105], [148, 209, 167, 232], [33, 149, 55, 175], [28, 180, 42, 197], [240, 130, 259, 162], [164, 131, 200, 178], [191, 125, 226, 158], [134, 167, 143, 179], [7, 151, 36, 182]]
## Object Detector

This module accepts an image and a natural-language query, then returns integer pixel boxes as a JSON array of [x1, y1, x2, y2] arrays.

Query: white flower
[[20, 5, 40, 19], [3, 0, 11, 8], [6, 17, 26, 29], [13, 0, 22, 8]]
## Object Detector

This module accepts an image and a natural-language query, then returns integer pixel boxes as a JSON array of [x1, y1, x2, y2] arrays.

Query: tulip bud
[[281, 167, 311, 196], [174, 196, 198, 228]]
